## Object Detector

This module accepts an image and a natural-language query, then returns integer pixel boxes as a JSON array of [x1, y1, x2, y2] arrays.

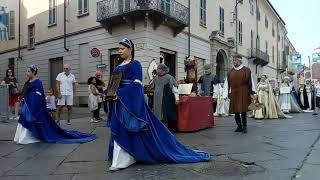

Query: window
[[250, 30, 254, 49], [200, 0, 206, 26], [265, 15, 268, 28], [238, 20, 243, 45], [256, 6, 260, 21], [219, 7, 224, 35], [278, 35, 280, 42], [272, 46, 274, 63], [265, 41, 268, 54], [79, 44, 90, 82], [249, 0, 254, 15], [78, 0, 89, 16], [49, 0, 57, 25], [272, 23, 275, 37], [256, 35, 260, 50], [120, 0, 131, 13], [282, 36, 284, 48], [160, 0, 170, 14], [28, 24, 35, 49], [8, 11, 15, 39]]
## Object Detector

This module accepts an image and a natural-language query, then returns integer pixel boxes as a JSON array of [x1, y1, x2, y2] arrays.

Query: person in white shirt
[[56, 64, 76, 125]]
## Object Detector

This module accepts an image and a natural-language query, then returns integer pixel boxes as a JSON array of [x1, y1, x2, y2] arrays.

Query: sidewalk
[[0, 113, 320, 180]]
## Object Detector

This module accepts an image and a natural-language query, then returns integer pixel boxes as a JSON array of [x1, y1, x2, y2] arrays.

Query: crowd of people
[[2, 37, 320, 171]]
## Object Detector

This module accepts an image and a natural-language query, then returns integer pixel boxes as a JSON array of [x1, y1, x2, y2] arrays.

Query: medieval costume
[[274, 87, 280, 102], [298, 84, 310, 110], [213, 78, 229, 116], [291, 85, 304, 112], [253, 76, 287, 119], [198, 64, 220, 96], [305, 80, 315, 110], [279, 77, 302, 113], [107, 39, 209, 171], [227, 57, 255, 133], [314, 82, 320, 115], [14, 79, 96, 144], [153, 64, 179, 129], [181, 60, 198, 95]]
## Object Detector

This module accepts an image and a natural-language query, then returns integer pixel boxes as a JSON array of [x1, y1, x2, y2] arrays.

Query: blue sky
[[269, 0, 320, 65]]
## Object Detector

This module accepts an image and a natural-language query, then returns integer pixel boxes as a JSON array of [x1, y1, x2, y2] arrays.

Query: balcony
[[247, 48, 269, 66], [97, 0, 189, 36]]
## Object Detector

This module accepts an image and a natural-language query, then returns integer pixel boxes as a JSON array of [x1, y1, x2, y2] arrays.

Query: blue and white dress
[[107, 60, 210, 170], [14, 79, 96, 144]]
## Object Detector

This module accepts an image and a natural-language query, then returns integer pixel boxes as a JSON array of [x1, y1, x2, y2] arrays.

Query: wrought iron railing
[[97, 0, 189, 25], [247, 48, 270, 63]]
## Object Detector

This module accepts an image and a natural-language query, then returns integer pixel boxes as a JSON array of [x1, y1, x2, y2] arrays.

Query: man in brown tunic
[[227, 54, 254, 133]]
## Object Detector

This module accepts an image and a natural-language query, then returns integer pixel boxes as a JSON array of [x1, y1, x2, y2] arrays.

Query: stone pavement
[[0, 109, 320, 180]]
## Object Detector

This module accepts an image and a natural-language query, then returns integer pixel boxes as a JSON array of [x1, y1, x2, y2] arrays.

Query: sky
[[269, 0, 320, 65]]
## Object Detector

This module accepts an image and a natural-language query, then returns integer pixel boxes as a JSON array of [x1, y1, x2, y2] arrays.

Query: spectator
[[1, 69, 20, 120], [153, 64, 179, 132], [88, 77, 100, 123], [314, 80, 320, 115], [146, 69, 157, 109], [56, 64, 76, 125], [45, 88, 57, 121], [94, 71, 105, 120]]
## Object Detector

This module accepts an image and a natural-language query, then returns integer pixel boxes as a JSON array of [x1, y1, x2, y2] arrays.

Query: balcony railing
[[97, 0, 189, 25], [248, 48, 270, 66]]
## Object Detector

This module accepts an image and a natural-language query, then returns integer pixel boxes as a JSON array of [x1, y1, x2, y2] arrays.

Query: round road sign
[[91, 48, 100, 58]]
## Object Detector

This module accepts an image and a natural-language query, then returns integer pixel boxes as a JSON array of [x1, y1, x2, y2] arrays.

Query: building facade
[[0, 0, 295, 104]]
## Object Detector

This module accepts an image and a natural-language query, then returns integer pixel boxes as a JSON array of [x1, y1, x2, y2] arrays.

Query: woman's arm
[[90, 85, 100, 96]]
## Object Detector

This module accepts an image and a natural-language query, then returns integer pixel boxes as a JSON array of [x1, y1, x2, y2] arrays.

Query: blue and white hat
[[119, 38, 132, 48]]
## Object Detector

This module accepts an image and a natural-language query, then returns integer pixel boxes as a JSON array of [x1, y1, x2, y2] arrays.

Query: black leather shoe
[[242, 126, 247, 133], [234, 126, 243, 132]]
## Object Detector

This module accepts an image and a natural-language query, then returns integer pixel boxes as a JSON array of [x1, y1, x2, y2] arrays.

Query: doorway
[[160, 49, 176, 78], [216, 50, 226, 82], [49, 57, 63, 93]]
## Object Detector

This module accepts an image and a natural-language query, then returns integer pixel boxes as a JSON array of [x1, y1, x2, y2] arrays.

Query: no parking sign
[[91, 48, 100, 58]]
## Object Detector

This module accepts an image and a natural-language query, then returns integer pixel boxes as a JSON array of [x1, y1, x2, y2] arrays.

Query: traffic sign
[[96, 64, 106, 68], [91, 48, 100, 58]]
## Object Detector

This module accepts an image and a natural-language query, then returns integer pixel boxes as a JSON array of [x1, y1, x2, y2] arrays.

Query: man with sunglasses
[[56, 64, 76, 125]]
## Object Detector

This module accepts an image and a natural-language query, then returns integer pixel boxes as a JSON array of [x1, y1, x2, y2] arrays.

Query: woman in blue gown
[[14, 65, 96, 144], [107, 38, 210, 171]]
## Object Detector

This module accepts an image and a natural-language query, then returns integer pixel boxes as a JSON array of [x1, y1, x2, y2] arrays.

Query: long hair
[[5, 69, 13, 77], [129, 40, 135, 59]]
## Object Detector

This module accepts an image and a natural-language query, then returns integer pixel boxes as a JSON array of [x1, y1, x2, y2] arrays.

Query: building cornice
[[265, 0, 286, 26]]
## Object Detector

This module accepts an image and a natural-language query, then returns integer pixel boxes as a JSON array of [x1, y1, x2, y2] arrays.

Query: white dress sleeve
[[172, 86, 179, 101]]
